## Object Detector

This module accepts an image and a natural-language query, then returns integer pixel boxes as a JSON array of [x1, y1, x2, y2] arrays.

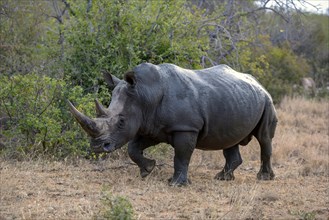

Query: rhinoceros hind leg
[[215, 145, 242, 181], [256, 139, 275, 180], [253, 100, 277, 181]]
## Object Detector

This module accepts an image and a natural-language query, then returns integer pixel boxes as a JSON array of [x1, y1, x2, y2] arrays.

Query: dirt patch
[[1, 97, 328, 219]]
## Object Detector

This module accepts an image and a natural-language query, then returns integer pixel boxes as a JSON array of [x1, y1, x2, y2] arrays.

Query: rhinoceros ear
[[124, 71, 136, 86], [102, 70, 121, 89]]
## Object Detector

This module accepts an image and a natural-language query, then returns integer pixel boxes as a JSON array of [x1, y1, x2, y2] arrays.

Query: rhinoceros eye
[[117, 117, 125, 129]]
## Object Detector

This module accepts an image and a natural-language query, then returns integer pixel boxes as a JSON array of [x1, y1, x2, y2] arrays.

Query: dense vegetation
[[0, 0, 328, 159]]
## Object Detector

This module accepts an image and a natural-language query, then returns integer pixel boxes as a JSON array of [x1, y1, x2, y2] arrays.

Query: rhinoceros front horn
[[67, 100, 100, 137]]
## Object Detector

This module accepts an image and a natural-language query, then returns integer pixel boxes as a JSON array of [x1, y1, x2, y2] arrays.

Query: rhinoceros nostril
[[103, 143, 116, 152]]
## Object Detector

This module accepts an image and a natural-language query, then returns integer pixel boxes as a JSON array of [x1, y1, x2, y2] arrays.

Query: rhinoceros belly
[[195, 81, 266, 150]]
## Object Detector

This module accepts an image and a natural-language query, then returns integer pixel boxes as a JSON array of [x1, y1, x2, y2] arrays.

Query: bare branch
[[235, 6, 289, 23], [62, 0, 75, 16]]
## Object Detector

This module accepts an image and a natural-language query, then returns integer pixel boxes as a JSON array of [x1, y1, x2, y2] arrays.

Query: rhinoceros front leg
[[128, 137, 158, 178], [215, 145, 242, 181], [169, 132, 197, 186]]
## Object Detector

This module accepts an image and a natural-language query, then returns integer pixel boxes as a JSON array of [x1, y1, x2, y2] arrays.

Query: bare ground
[[1, 97, 329, 219]]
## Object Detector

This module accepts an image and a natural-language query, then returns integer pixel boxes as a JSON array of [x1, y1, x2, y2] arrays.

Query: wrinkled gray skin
[[68, 63, 278, 186]]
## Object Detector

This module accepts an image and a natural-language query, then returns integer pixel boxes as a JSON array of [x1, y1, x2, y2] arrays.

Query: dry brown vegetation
[[1, 97, 328, 219]]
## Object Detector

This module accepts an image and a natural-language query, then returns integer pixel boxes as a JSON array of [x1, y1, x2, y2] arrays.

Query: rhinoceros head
[[68, 71, 144, 153]]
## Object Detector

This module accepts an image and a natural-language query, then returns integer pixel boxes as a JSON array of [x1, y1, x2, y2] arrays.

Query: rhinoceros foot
[[140, 159, 156, 178], [168, 177, 191, 187], [257, 163, 275, 180], [257, 170, 275, 180], [214, 170, 235, 181]]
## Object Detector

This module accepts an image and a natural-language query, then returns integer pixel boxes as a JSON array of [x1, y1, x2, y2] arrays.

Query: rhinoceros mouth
[[103, 143, 117, 153]]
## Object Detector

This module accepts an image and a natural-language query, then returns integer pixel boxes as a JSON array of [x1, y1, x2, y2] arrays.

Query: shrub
[[0, 73, 103, 160], [238, 35, 311, 103], [63, 0, 207, 90], [96, 190, 134, 220]]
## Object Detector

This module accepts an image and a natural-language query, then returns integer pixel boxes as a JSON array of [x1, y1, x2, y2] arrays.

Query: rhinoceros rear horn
[[95, 99, 110, 117], [67, 100, 100, 137]]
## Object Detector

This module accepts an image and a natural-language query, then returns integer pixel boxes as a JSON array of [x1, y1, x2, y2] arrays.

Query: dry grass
[[274, 96, 329, 177], [1, 96, 328, 219]]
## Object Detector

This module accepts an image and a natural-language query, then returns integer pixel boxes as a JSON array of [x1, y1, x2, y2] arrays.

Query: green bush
[[63, 0, 207, 90], [96, 190, 134, 220], [238, 35, 311, 103], [0, 73, 103, 160]]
